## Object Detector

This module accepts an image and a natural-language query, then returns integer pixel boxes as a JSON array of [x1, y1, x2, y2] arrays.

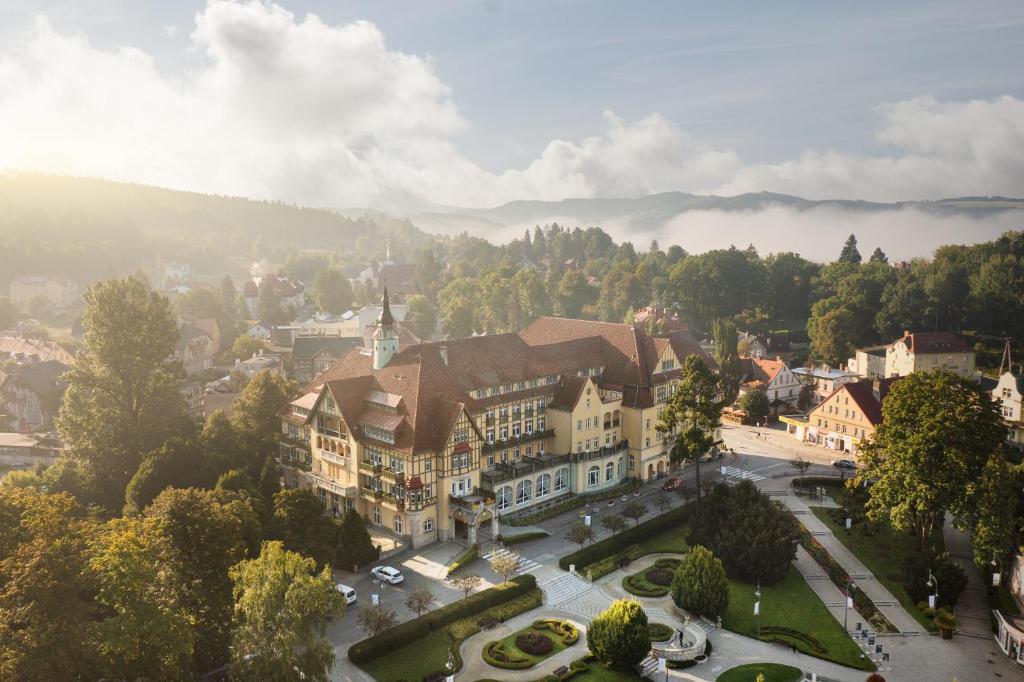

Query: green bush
[[760, 625, 827, 653], [348, 574, 537, 664], [559, 503, 693, 570], [497, 531, 550, 545], [447, 543, 479, 576], [622, 572, 670, 597], [586, 599, 651, 668], [532, 619, 580, 645], [671, 546, 729, 618], [483, 640, 533, 669]]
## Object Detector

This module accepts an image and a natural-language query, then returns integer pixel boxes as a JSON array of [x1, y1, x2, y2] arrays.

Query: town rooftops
[[817, 377, 900, 427], [740, 356, 786, 385], [894, 330, 973, 355], [291, 335, 361, 361], [0, 336, 75, 365], [792, 365, 858, 380]]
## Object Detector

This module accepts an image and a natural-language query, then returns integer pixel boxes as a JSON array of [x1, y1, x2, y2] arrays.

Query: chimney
[[439, 345, 448, 366]]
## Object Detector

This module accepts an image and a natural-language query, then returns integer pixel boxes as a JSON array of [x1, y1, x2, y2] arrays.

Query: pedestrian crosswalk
[[482, 546, 541, 575], [720, 464, 765, 482]]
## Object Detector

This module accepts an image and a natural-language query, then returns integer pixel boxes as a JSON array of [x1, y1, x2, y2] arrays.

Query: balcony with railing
[[479, 451, 572, 487], [406, 495, 437, 511], [319, 449, 346, 467], [483, 427, 554, 454], [278, 454, 312, 471], [380, 467, 405, 485], [570, 439, 630, 463], [357, 460, 383, 477]]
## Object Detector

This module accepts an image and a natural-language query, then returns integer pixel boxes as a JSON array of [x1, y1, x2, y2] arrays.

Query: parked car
[[661, 477, 683, 491], [335, 583, 357, 604], [832, 459, 858, 471], [370, 565, 404, 585]]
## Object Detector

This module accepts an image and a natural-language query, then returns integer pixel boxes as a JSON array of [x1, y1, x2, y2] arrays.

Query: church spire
[[379, 287, 395, 328], [373, 287, 399, 370]]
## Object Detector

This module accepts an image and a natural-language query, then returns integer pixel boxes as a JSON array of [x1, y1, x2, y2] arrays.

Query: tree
[[869, 247, 888, 264], [858, 371, 1005, 550], [653, 493, 671, 514], [87, 517, 196, 680], [123, 437, 211, 514], [657, 354, 723, 512], [671, 545, 729, 618], [56, 276, 189, 510], [712, 318, 741, 405], [740, 387, 770, 424], [447, 573, 482, 600], [256, 282, 289, 325], [601, 514, 627, 535], [145, 487, 261, 674], [357, 604, 398, 636], [839, 234, 862, 264], [404, 586, 434, 616], [807, 301, 858, 367], [229, 541, 343, 682], [0, 487, 101, 680], [620, 501, 648, 527], [970, 453, 1020, 567], [229, 334, 266, 360], [336, 509, 380, 568], [232, 371, 292, 477], [668, 247, 766, 327], [586, 599, 651, 668], [311, 267, 353, 315], [489, 553, 519, 583], [406, 294, 438, 338], [273, 488, 340, 568], [790, 456, 812, 478], [566, 522, 595, 547], [715, 481, 800, 584], [558, 270, 596, 318]]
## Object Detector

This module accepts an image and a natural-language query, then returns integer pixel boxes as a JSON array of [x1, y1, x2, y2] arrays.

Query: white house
[[791, 365, 859, 406], [245, 321, 273, 340], [739, 356, 802, 404], [884, 330, 975, 378], [993, 372, 1024, 449]]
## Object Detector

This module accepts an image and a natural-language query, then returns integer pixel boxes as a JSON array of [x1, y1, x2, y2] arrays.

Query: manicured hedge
[[760, 625, 827, 653], [497, 531, 550, 545], [558, 503, 694, 570], [348, 574, 537, 664], [447, 543, 479, 576], [648, 622, 673, 642]]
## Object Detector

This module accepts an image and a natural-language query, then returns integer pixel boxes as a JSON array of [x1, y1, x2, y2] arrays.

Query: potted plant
[[934, 608, 956, 639]]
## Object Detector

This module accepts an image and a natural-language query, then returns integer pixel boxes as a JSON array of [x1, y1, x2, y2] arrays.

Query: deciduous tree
[[405, 586, 434, 616], [489, 553, 520, 583], [447, 573, 482, 600], [358, 604, 398, 636]]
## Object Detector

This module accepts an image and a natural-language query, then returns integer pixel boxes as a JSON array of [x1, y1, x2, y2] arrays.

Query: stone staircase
[[540, 572, 593, 607]]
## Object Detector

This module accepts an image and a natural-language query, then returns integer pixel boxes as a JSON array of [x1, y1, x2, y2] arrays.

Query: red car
[[662, 477, 683, 491]]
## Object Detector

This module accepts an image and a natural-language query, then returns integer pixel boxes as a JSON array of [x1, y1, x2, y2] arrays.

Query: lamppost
[[992, 555, 1003, 588], [926, 570, 939, 609], [843, 579, 856, 631], [754, 581, 762, 638]]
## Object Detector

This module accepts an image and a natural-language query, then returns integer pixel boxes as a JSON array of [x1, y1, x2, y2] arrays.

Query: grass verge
[[810, 506, 942, 632], [720, 567, 875, 672], [716, 663, 802, 682]]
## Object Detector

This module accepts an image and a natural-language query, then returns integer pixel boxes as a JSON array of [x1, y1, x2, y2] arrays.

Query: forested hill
[[0, 172, 426, 285]]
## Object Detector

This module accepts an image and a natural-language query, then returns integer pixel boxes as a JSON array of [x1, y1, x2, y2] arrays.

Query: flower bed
[[645, 567, 674, 585], [515, 632, 553, 655], [648, 622, 674, 642], [797, 526, 898, 633], [482, 619, 579, 670]]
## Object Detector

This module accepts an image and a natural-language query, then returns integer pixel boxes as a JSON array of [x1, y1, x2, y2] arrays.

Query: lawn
[[635, 522, 689, 555], [810, 506, 943, 632], [716, 663, 802, 682], [720, 567, 874, 671], [362, 630, 460, 682], [483, 620, 578, 669]]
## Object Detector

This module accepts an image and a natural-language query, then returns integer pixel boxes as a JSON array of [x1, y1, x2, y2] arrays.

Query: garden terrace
[[482, 619, 580, 670]]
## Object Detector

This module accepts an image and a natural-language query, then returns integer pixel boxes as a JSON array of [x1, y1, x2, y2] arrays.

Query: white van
[[336, 583, 357, 605]]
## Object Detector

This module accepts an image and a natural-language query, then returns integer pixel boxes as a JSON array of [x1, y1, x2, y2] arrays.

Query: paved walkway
[[942, 515, 995, 639]]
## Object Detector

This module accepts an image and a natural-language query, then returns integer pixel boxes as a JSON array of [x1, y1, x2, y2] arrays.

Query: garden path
[[941, 515, 995, 638]]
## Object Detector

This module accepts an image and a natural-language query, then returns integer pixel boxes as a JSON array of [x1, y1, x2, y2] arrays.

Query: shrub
[[348, 574, 537, 664], [483, 641, 532, 669], [622, 573, 671, 598], [533, 619, 579, 645], [759, 626, 827, 653], [645, 567, 674, 586], [671, 546, 729, 618], [515, 632, 554, 655], [559, 503, 693, 570], [654, 557, 682, 570], [708, 481, 800, 585], [498, 531, 550, 545], [586, 599, 651, 668], [447, 543, 479, 575]]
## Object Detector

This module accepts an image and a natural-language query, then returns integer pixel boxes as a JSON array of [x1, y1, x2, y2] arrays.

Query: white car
[[336, 583, 357, 604], [832, 459, 858, 471], [371, 566, 404, 585]]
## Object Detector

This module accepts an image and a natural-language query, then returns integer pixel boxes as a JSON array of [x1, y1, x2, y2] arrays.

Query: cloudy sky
[[1, 0, 1023, 210]]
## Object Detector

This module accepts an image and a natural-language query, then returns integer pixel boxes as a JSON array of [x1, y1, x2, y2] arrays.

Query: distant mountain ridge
[[408, 191, 1024, 238]]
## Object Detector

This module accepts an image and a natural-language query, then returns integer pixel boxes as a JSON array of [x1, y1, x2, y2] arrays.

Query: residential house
[[738, 331, 769, 359], [790, 365, 860, 406], [739, 356, 802, 405], [277, 289, 716, 548], [800, 378, 897, 454], [0, 360, 68, 432], [292, 335, 363, 384], [243, 272, 305, 317], [175, 320, 220, 375], [884, 330, 975, 378], [9, 276, 80, 313], [245, 321, 273, 340], [633, 307, 688, 333], [0, 432, 62, 467], [848, 345, 888, 379], [235, 350, 283, 378], [0, 335, 75, 365], [992, 372, 1024, 449]]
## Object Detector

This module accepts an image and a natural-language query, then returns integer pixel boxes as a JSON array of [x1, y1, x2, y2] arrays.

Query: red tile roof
[[895, 331, 973, 355]]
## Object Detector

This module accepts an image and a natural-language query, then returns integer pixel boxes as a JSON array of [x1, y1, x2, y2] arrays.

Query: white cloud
[[0, 1, 1022, 210]]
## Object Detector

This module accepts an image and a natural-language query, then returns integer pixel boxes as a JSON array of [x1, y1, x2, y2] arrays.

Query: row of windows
[[815, 419, 865, 437], [472, 377, 559, 399], [485, 441, 545, 467], [495, 469, 569, 510]]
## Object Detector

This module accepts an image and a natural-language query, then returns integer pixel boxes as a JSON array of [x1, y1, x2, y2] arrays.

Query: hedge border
[[447, 543, 479, 576], [558, 502, 694, 571], [497, 531, 550, 546], [348, 574, 537, 665]]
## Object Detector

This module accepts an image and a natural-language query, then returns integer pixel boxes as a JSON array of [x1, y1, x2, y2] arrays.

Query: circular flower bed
[[515, 631, 554, 655], [648, 622, 673, 642], [645, 567, 674, 586]]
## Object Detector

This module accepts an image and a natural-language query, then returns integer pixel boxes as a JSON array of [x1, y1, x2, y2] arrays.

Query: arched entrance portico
[[647, 463, 655, 480], [656, 460, 665, 477]]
